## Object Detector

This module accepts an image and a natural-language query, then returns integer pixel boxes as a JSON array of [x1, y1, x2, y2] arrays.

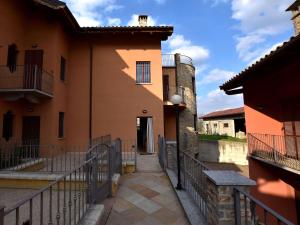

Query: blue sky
[[64, 0, 295, 115]]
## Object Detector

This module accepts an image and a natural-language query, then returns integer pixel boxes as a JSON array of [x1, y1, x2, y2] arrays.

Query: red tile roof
[[200, 107, 244, 120]]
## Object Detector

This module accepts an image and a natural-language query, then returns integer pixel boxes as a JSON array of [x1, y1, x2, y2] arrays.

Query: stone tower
[[287, 0, 300, 35]]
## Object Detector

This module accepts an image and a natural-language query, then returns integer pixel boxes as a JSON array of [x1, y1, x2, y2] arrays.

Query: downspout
[[89, 44, 93, 145]]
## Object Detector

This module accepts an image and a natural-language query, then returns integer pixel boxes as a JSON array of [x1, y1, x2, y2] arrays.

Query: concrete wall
[[198, 140, 248, 165]]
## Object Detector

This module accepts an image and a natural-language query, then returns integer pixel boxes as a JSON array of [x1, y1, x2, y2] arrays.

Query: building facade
[[0, 0, 179, 155], [220, 1, 300, 223], [200, 107, 246, 138], [162, 54, 198, 153]]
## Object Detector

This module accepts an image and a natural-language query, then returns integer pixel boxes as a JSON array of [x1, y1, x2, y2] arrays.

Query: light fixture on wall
[[32, 43, 38, 48], [142, 109, 148, 114]]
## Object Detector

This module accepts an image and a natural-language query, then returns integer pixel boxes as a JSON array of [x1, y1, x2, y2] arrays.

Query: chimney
[[138, 15, 148, 27], [286, 0, 300, 35]]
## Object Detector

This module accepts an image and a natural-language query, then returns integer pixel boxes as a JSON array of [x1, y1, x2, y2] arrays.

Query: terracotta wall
[[67, 37, 164, 146], [249, 158, 298, 224], [0, 0, 70, 148]]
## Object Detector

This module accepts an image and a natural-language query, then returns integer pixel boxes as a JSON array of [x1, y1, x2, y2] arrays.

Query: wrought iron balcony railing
[[162, 54, 194, 67], [248, 133, 300, 171], [0, 65, 54, 97], [163, 86, 186, 105]]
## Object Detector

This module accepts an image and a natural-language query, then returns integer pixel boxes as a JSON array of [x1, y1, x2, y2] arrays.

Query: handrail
[[4, 156, 94, 215], [234, 187, 294, 225]]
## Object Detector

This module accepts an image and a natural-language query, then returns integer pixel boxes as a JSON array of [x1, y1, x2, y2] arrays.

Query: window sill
[[58, 137, 65, 140], [136, 83, 153, 85]]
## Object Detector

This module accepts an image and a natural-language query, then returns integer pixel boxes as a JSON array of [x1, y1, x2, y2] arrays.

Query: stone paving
[[105, 154, 190, 225]]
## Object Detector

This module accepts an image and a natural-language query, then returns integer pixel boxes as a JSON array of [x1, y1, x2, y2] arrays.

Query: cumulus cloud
[[127, 14, 157, 26], [198, 69, 235, 85], [231, 0, 293, 62], [167, 35, 210, 66], [198, 89, 243, 115], [64, 0, 123, 26], [107, 17, 121, 26]]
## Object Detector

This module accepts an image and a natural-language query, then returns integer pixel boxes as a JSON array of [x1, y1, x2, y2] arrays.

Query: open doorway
[[137, 117, 154, 154]]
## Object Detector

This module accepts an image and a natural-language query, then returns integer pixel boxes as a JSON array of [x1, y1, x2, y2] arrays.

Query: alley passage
[[105, 154, 190, 225]]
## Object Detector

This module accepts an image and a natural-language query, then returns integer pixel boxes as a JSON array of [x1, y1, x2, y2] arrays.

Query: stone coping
[[203, 170, 256, 186], [78, 204, 104, 225]]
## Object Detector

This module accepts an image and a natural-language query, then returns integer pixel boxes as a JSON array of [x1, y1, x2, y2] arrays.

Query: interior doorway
[[137, 117, 154, 154]]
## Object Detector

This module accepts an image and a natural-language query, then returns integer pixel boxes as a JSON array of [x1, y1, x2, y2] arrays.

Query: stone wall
[[198, 140, 248, 165], [175, 54, 198, 154]]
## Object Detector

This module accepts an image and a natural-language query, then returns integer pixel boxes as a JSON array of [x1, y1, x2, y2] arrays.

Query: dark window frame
[[7, 44, 18, 73], [136, 61, 151, 84], [58, 112, 65, 138], [60, 56, 66, 81], [224, 123, 229, 128]]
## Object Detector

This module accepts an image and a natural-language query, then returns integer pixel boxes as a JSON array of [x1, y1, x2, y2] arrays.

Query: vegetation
[[199, 134, 247, 143]]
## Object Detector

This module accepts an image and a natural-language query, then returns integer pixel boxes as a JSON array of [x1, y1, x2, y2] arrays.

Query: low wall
[[198, 140, 248, 165]]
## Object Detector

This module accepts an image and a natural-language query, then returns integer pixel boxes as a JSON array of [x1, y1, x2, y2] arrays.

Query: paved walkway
[[105, 154, 190, 225]]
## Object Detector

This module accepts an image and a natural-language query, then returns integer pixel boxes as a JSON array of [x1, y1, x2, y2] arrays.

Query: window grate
[[136, 61, 151, 83]]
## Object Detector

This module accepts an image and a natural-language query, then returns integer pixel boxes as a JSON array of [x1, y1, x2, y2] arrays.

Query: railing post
[[34, 65, 38, 89], [234, 189, 242, 225], [108, 145, 113, 198], [0, 206, 5, 225]]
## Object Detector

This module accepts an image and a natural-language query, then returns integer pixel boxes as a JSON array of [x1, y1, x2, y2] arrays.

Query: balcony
[[0, 65, 54, 100], [248, 133, 300, 172], [162, 54, 194, 67], [163, 86, 186, 106]]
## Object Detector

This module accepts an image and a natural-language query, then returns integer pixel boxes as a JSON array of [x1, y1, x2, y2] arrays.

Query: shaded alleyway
[[104, 154, 190, 225]]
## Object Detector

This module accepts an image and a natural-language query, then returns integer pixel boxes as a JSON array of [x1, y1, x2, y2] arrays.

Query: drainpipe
[[89, 44, 93, 146]]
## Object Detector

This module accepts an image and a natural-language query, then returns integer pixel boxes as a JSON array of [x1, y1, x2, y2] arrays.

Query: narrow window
[[194, 114, 197, 131], [7, 44, 18, 73], [224, 123, 229, 128], [58, 112, 65, 138], [60, 57, 66, 81], [192, 77, 196, 94], [2, 111, 14, 141], [214, 123, 217, 128], [136, 61, 151, 83]]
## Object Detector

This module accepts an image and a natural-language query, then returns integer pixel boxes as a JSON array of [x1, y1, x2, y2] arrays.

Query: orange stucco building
[[0, 0, 173, 150], [221, 1, 300, 223], [0, 0, 197, 156]]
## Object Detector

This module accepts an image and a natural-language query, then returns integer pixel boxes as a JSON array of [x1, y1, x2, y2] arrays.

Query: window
[[192, 77, 196, 94], [7, 44, 18, 73], [60, 57, 66, 81], [2, 111, 14, 141], [58, 112, 65, 138], [224, 123, 229, 128], [214, 123, 217, 128], [136, 61, 151, 83], [194, 114, 197, 131]]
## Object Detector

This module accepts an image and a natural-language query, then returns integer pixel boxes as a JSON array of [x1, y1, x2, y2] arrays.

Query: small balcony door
[[24, 50, 43, 90], [283, 99, 300, 159], [22, 116, 40, 157]]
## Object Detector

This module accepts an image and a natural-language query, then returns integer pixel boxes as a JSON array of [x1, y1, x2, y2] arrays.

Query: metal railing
[[248, 133, 300, 171], [120, 140, 137, 169], [179, 55, 193, 66], [163, 86, 186, 104], [233, 187, 294, 225], [162, 54, 194, 67], [162, 54, 175, 67], [158, 136, 209, 220], [0, 136, 119, 173], [0, 138, 122, 225], [0, 65, 54, 96]]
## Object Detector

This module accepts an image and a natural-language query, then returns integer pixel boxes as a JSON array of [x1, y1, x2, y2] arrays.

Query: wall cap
[[204, 170, 256, 186]]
